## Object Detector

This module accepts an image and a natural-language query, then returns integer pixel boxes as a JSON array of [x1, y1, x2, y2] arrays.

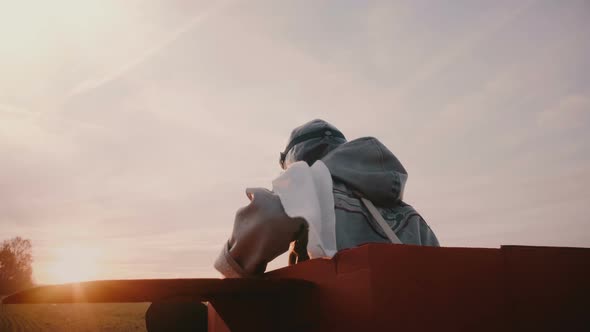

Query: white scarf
[[272, 161, 337, 258]]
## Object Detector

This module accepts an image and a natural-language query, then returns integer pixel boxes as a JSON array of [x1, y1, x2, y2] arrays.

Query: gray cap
[[280, 119, 347, 169]]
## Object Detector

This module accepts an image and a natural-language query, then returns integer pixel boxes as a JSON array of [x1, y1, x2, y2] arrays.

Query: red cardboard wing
[[258, 244, 590, 332], [4, 244, 589, 332], [1, 278, 314, 304], [2, 278, 316, 332]]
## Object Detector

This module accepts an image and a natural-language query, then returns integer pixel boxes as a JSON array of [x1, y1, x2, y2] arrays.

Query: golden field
[[0, 302, 149, 331]]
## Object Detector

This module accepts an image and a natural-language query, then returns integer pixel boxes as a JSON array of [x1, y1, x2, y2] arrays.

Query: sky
[[1, 0, 589, 284]]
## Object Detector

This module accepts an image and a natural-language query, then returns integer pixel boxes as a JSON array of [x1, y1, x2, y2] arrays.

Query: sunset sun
[[48, 246, 102, 284]]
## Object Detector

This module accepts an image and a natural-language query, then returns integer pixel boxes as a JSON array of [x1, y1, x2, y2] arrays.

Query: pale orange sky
[[1, 0, 589, 284]]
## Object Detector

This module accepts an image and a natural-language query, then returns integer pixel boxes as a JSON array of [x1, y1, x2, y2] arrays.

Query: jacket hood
[[321, 137, 407, 207]]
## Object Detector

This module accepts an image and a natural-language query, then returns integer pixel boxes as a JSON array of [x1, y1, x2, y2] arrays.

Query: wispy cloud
[[0, 103, 36, 114], [369, 0, 537, 103], [2, 0, 589, 283], [66, 0, 237, 98], [537, 94, 590, 130]]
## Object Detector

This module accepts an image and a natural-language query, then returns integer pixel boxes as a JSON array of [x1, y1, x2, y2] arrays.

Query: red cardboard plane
[[4, 244, 589, 331]]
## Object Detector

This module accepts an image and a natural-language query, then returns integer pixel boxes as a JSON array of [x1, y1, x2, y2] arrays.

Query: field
[[0, 301, 149, 331]]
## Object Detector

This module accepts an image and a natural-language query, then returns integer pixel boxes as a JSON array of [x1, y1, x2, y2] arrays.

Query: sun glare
[[48, 246, 103, 284]]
